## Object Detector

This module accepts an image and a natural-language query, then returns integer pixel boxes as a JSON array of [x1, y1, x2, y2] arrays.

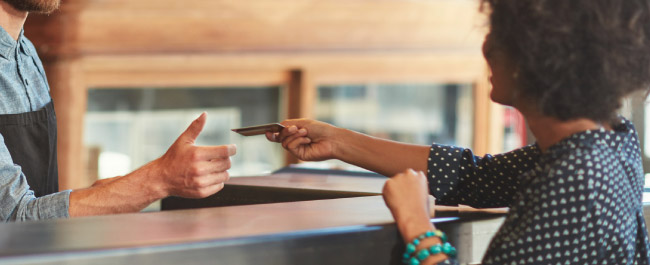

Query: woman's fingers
[[265, 131, 279, 142], [281, 128, 309, 149], [277, 125, 299, 142], [265, 125, 299, 143], [286, 136, 312, 151]]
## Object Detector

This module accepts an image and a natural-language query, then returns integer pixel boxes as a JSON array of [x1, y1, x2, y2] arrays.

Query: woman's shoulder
[[536, 118, 644, 204], [544, 116, 639, 163]]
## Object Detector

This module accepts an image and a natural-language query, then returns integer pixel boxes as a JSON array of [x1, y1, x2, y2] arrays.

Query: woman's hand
[[383, 169, 435, 242], [266, 119, 431, 178], [265, 119, 341, 161]]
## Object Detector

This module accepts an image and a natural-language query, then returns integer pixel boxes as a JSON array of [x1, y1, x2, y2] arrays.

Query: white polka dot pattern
[[427, 118, 650, 264]]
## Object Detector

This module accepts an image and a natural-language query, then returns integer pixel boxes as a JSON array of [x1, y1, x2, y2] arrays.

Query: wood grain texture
[[75, 0, 485, 55], [23, 0, 490, 188], [44, 57, 92, 190], [80, 51, 485, 88]]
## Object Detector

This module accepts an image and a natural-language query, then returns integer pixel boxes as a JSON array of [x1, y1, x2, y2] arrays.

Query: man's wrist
[[134, 159, 169, 199]]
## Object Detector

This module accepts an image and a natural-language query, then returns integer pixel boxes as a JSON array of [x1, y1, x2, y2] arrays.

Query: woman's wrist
[[329, 126, 355, 161], [398, 213, 435, 242]]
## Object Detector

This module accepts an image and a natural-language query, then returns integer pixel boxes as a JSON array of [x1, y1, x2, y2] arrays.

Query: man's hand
[[69, 112, 237, 217], [152, 112, 237, 198]]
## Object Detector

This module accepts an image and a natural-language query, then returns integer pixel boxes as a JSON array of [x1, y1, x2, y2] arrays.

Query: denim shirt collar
[[0, 26, 22, 60]]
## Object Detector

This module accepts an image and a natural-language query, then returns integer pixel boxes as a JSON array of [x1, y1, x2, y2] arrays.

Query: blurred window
[[618, 94, 650, 201], [502, 107, 528, 152], [84, 87, 285, 180], [313, 83, 473, 171], [642, 102, 650, 200]]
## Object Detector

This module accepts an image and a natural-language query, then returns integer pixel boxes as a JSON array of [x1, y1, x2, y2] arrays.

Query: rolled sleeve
[[427, 144, 541, 208], [426, 144, 465, 204], [16, 189, 71, 221], [0, 138, 70, 221], [0, 162, 71, 221]]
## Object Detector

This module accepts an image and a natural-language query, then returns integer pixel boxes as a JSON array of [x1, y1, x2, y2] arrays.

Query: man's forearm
[[334, 129, 430, 177], [68, 161, 165, 217]]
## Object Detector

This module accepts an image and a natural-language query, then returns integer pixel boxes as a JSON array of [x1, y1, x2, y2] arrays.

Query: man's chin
[[2, 0, 60, 14]]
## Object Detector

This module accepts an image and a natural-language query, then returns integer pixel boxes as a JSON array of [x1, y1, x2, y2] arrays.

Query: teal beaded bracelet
[[406, 242, 457, 265], [402, 230, 447, 259], [402, 229, 455, 265]]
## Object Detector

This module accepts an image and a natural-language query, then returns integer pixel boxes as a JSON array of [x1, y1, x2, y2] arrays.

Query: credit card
[[231, 123, 285, 136]]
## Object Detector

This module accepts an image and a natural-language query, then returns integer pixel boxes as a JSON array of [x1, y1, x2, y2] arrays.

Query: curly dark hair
[[482, 0, 650, 121]]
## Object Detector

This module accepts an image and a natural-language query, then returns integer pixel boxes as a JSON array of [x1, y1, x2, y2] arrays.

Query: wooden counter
[[0, 169, 507, 265]]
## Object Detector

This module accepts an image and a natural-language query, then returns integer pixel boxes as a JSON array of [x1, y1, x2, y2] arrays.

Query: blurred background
[[23, 0, 648, 198]]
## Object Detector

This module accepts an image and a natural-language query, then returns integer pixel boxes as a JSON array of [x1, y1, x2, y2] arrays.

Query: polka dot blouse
[[427, 118, 650, 264]]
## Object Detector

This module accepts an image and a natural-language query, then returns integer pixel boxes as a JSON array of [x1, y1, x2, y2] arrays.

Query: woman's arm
[[269, 119, 542, 208], [335, 127, 431, 177], [383, 169, 458, 265], [267, 119, 430, 177]]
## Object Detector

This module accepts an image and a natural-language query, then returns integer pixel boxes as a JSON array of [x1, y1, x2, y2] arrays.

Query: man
[[0, 0, 236, 221]]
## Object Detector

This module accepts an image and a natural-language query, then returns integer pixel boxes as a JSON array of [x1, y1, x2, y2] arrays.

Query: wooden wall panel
[[23, 0, 494, 189], [81, 51, 485, 87], [29, 0, 486, 56], [44, 57, 92, 190]]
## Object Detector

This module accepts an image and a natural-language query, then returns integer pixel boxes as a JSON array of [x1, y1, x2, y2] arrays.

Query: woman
[[267, 0, 650, 264]]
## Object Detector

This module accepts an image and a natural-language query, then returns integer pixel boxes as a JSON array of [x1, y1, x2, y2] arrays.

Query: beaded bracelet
[[406, 242, 457, 265], [402, 229, 456, 265]]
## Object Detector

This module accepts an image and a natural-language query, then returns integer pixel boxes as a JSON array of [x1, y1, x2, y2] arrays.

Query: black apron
[[0, 101, 58, 197]]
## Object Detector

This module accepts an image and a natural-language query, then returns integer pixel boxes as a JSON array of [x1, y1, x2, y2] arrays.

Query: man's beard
[[3, 0, 60, 14]]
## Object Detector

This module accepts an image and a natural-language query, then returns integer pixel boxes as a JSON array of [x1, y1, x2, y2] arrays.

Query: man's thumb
[[182, 112, 207, 142]]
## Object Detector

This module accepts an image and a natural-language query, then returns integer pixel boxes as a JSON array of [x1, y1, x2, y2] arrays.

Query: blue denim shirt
[[0, 26, 70, 221]]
